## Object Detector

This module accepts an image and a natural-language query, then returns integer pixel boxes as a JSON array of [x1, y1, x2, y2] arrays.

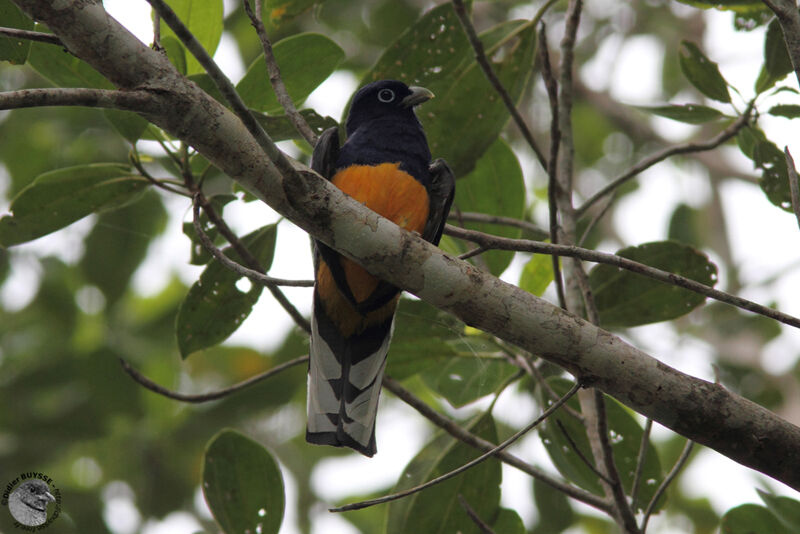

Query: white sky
[[2, 1, 800, 533]]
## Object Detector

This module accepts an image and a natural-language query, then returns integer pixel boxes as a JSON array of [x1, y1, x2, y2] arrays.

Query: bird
[[306, 80, 455, 456], [8, 479, 55, 526]]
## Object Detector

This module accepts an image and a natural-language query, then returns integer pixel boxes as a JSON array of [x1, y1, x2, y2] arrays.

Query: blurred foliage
[[1, 0, 800, 532]]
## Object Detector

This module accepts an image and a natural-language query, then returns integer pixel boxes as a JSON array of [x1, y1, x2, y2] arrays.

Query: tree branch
[[762, 0, 800, 88], [576, 102, 755, 217], [0, 87, 157, 111], [451, 0, 547, 171], [0, 26, 62, 45], [785, 147, 800, 233], [445, 224, 800, 329], [14, 0, 800, 491], [332, 380, 582, 513], [242, 0, 317, 146]]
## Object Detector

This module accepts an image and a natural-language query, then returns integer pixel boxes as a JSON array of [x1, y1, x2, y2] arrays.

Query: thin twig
[[630, 418, 653, 511], [447, 212, 548, 239], [129, 150, 191, 197], [444, 224, 800, 330], [145, 0, 299, 182], [191, 199, 314, 288], [576, 102, 755, 218], [380, 376, 611, 513], [0, 87, 155, 111], [332, 380, 582, 513], [555, 419, 612, 485], [640, 439, 695, 532], [594, 390, 639, 533], [539, 21, 567, 310], [459, 245, 488, 261], [152, 10, 162, 51], [457, 495, 496, 534], [450, 0, 547, 171], [0, 26, 62, 46], [242, 0, 317, 146], [785, 147, 800, 233], [119, 355, 308, 403]]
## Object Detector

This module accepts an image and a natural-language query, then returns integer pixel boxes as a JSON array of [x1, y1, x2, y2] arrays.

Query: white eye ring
[[377, 88, 395, 103]]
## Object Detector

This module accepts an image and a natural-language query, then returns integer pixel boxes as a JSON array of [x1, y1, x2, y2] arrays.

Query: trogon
[[307, 80, 455, 456]]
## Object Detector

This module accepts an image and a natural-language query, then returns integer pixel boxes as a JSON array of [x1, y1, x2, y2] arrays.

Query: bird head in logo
[[8, 479, 55, 526]]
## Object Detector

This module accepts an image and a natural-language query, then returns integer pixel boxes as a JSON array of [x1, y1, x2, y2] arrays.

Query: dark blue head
[[345, 80, 434, 136]]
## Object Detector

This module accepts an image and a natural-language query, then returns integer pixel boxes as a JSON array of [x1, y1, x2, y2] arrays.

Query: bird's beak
[[44, 491, 55, 503], [402, 86, 435, 108]]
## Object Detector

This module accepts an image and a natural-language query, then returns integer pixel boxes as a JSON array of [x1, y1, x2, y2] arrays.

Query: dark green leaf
[[28, 36, 112, 88], [203, 430, 284, 534], [446, 138, 526, 276], [0, 163, 148, 247], [737, 126, 767, 161], [364, 3, 536, 176], [589, 241, 718, 327], [757, 490, 800, 531], [175, 224, 277, 358], [386, 413, 501, 534], [768, 104, 800, 119], [252, 109, 338, 142], [636, 103, 724, 124], [720, 504, 790, 534], [532, 477, 574, 534], [236, 33, 344, 113], [668, 203, 703, 247], [756, 19, 793, 93], [160, 0, 224, 76], [538, 378, 663, 511], [491, 508, 526, 534], [679, 41, 731, 103], [80, 191, 167, 305], [422, 356, 516, 408], [755, 139, 792, 212], [0, 0, 34, 64]]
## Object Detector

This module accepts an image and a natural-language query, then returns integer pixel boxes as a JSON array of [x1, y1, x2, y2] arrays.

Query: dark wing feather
[[422, 158, 456, 245]]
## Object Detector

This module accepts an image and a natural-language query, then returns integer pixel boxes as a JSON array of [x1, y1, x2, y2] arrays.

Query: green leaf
[[532, 477, 574, 534], [768, 104, 800, 119], [159, 0, 224, 76], [720, 504, 790, 534], [589, 241, 718, 327], [756, 19, 793, 94], [668, 203, 703, 248], [175, 224, 277, 358], [103, 109, 150, 144], [636, 103, 724, 124], [755, 139, 792, 212], [80, 191, 167, 305], [520, 253, 555, 296], [182, 194, 237, 265], [28, 35, 112, 88], [364, 4, 536, 176], [679, 41, 731, 103], [757, 490, 800, 531], [386, 413, 501, 534], [422, 356, 516, 408], [538, 378, 663, 511], [236, 33, 344, 113], [0, 163, 148, 247], [491, 508, 526, 534], [0, 0, 34, 64], [446, 138, 526, 276], [161, 35, 187, 76], [264, 0, 323, 24], [203, 430, 284, 534], [252, 109, 338, 142], [737, 126, 767, 161]]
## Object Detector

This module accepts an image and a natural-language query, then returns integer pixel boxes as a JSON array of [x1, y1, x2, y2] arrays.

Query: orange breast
[[316, 163, 429, 335]]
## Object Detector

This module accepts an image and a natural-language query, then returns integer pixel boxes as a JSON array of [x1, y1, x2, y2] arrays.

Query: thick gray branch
[[11, 0, 800, 491]]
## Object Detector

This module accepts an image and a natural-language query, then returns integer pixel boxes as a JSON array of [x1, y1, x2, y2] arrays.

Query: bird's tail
[[306, 291, 395, 457]]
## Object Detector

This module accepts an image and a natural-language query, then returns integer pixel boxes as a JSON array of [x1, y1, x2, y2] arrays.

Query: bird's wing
[[422, 158, 456, 245]]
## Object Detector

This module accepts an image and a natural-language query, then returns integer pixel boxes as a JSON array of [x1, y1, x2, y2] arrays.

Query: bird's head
[[345, 80, 434, 136], [12, 480, 55, 511]]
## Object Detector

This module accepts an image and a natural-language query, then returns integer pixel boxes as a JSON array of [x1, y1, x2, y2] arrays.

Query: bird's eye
[[377, 88, 395, 103], [29, 487, 36, 493]]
